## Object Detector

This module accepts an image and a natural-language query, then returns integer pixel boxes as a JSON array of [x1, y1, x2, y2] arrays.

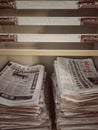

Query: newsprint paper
[[0, 61, 51, 130], [0, 61, 44, 106], [52, 57, 98, 130]]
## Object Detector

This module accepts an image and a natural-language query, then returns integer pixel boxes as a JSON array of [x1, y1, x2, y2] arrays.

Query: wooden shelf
[[0, 10, 97, 17], [15, 1, 78, 10], [0, 17, 98, 26], [0, 34, 98, 43], [0, 49, 98, 56], [0, 1, 98, 58], [0, 17, 81, 26]]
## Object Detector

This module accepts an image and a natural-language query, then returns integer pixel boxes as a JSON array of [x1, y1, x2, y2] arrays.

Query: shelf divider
[[0, 49, 98, 56]]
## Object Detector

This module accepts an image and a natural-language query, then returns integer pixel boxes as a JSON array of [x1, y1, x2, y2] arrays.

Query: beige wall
[[94, 44, 98, 68], [0, 26, 8, 69], [93, 27, 98, 68]]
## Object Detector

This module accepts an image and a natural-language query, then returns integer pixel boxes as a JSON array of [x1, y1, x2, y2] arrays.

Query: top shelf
[[0, 0, 98, 10], [15, 1, 77, 9]]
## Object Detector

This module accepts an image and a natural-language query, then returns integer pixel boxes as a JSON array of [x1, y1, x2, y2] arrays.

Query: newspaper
[[55, 57, 98, 96], [0, 0, 16, 9], [0, 61, 45, 106], [0, 17, 17, 25], [80, 18, 98, 25], [78, 0, 98, 8], [0, 61, 51, 130], [52, 57, 98, 130]]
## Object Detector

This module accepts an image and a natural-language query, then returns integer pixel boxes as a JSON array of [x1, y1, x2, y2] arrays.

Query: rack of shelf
[[0, 49, 98, 56], [0, 1, 98, 58], [0, 1, 98, 130]]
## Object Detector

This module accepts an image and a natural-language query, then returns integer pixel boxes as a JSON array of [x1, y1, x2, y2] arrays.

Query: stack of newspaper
[[52, 57, 98, 130], [0, 61, 51, 130]]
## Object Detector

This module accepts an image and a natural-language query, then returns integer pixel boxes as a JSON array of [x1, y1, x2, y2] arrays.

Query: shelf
[[0, 49, 98, 56], [0, 10, 97, 17], [0, 1, 98, 58], [0, 17, 98, 26], [14, 1, 78, 9], [0, 34, 98, 43], [1, 1, 98, 10], [0, 17, 81, 26]]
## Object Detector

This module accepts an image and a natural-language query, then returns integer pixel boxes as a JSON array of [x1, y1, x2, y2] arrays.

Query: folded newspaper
[[0, 61, 51, 130], [52, 57, 98, 130]]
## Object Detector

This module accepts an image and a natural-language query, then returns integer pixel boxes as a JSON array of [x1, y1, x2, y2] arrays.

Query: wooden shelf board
[[0, 49, 98, 56]]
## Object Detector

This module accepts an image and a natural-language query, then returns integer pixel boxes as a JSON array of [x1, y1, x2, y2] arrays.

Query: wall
[[0, 26, 8, 69], [93, 27, 98, 68], [94, 44, 98, 67]]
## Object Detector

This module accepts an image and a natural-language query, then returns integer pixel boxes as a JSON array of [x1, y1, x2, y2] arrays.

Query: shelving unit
[[0, 6, 98, 65], [0, 0, 98, 71], [0, 0, 98, 130]]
